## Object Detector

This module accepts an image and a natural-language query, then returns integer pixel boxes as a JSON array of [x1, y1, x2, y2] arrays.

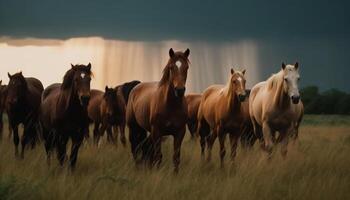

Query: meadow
[[0, 115, 350, 200]]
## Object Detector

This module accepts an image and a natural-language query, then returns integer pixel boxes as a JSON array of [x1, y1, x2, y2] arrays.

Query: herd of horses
[[0, 48, 304, 173]]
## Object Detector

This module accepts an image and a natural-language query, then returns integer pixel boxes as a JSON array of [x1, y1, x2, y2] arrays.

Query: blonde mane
[[266, 70, 285, 106]]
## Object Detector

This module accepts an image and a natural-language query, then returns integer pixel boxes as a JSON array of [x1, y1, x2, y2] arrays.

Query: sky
[[0, 0, 349, 91]]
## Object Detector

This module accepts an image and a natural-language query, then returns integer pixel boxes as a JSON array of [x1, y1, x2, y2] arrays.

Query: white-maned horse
[[249, 62, 303, 158]]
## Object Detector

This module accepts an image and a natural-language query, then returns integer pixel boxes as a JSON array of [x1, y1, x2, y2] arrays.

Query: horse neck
[[57, 84, 80, 116], [158, 81, 181, 106], [272, 74, 290, 109], [224, 83, 240, 113]]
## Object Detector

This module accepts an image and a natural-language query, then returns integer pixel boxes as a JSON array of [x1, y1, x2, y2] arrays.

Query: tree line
[[301, 86, 350, 115]]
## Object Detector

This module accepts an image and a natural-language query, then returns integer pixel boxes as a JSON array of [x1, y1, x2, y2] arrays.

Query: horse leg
[[207, 126, 219, 162], [150, 127, 162, 168], [93, 122, 100, 145], [119, 122, 127, 147], [56, 134, 68, 166], [98, 123, 108, 145], [106, 126, 115, 144], [69, 132, 84, 171], [198, 119, 210, 160], [187, 120, 196, 140], [229, 133, 239, 163], [129, 121, 147, 165], [262, 122, 273, 158], [44, 129, 55, 166], [218, 130, 227, 168], [12, 125, 19, 157], [20, 126, 30, 159], [173, 127, 186, 173]]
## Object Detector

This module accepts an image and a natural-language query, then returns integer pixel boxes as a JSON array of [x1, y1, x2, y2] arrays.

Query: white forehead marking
[[237, 77, 242, 82], [80, 73, 86, 78], [175, 61, 182, 68]]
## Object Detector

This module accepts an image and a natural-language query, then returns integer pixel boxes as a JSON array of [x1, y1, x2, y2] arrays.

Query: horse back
[[87, 89, 104, 122], [185, 93, 202, 120]]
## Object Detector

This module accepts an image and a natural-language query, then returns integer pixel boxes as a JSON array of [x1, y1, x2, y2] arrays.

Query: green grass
[[0, 115, 350, 200]]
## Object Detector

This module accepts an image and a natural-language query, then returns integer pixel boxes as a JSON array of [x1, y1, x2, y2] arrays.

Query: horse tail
[[121, 80, 141, 104]]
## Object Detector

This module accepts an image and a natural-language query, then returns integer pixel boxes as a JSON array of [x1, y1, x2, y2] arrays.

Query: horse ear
[[87, 63, 91, 71], [230, 68, 234, 75], [8, 72, 12, 79], [184, 48, 190, 58], [71, 63, 75, 68], [242, 69, 246, 75], [169, 48, 175, 58], [19, 71, 22, 76], [0, 80, 2, 85], [295, 62, 299, 69], [282, 62, 286, 70], [105, 86, 108, 92]]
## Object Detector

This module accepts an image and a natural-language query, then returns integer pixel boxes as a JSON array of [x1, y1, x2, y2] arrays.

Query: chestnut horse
[[88, 87, 124, 145], [126, 48, 190, 173], [6, 72, 44, 158], [249, 62, 304, 158], [185, 93, 202, 139], [40, 64, 92, 169], [197, 69, 248, 167]]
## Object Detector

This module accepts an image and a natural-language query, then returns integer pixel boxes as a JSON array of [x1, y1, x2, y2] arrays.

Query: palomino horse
[[40, 64, 92, 169], [197, 69, 248, 167], [185, 93, 202, 139], [249, 62, 304, 158], [6, 72, 44, 158], [88, 87, 124, 145], [126, 48, 190, 173]]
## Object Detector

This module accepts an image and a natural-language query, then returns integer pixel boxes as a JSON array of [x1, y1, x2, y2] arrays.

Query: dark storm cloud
[[0, 0, 349, 41]]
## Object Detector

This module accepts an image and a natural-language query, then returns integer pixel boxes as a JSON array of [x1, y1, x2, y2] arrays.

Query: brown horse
[[197, 69, 248, 167], [126, 48, 190, 173], [249, 62, 304, 158], [185, 93, 202, 139], [40, 64, 92, 169], [88, 87, 124, 145], [6, 72, 44, 158]]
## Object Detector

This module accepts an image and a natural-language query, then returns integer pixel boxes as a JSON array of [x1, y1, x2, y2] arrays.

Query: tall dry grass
[[0, 115, 350, 200]]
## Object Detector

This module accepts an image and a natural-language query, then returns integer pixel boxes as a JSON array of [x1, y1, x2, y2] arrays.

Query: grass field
[[0, 115, 350, 200]]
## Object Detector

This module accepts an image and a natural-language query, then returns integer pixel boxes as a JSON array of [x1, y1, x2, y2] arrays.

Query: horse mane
[[266, 70, 285, 106]]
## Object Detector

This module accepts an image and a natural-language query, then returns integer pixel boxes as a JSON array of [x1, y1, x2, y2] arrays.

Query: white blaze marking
[[237, 77, 242, 82], [81, 73, 86, 78], [176, 61, 182, 68]]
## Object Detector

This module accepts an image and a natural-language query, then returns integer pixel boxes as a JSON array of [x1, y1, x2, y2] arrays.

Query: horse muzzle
[[80, 95, 90, 106], [174, 87, 186, 97], [291, 95, 300, 104], [238, 94, 246, 102]]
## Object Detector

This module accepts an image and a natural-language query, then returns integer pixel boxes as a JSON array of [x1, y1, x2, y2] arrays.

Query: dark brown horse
[[0, 80, 8, 139], [110, 80, 141, 146], [5, 72, 44, 158], [126, 48, 190, 173], [88, 87, 122, 145], [40, 64, 92, 169], [185, 93, 202, 139]]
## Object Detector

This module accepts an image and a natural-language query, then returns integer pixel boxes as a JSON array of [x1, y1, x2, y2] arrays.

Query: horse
[[249, 62, 304, 158], [40, 63, 92, 169], [185, 93, 202, 139], [88, 86, 124, 146], [197, 68, 248, 168], [5, 72, 44, 158], [0, 80, 8, 139], [107, 80, 141, 146], [126, 48, 190, 173]]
